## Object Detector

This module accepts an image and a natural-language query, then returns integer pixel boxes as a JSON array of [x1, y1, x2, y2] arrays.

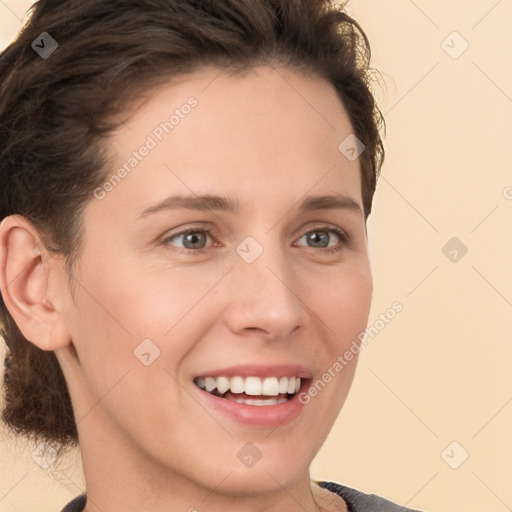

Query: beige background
[[1, 1, 511, 511]]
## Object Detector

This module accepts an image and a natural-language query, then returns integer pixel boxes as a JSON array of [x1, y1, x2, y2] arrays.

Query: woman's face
[[56, 66, 373, 496]]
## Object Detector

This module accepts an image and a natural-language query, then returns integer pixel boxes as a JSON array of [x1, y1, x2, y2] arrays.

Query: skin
[[0, 65, 373, 512]]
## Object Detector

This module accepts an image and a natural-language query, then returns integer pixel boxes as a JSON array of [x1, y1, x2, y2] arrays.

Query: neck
[[77, 421, 342, 512]]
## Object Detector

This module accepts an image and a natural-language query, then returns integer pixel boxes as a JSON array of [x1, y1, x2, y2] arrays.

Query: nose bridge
[[227, 235, 305, 338]]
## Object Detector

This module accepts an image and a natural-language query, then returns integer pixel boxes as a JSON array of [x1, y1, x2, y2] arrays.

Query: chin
[[210, 464, 308, 498], [209, 439, 313, 495]]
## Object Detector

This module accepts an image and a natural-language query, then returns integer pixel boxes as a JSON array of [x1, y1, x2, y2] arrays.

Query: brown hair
[[0, 0, 384, 456]]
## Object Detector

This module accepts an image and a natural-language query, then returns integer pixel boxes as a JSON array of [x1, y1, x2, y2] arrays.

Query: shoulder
[[60, 493, 87, 512], [316, 480, 424, 512]]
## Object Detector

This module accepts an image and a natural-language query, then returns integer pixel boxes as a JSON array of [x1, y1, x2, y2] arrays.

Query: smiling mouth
[[193, 375, 302, 406]]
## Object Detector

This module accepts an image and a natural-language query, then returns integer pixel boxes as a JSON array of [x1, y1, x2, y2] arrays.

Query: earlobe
[[0, 215, 71, 351]]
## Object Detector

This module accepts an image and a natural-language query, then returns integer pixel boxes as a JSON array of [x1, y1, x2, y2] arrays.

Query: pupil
[[185, 232, 206, 249], [308, 231, 329, 248]]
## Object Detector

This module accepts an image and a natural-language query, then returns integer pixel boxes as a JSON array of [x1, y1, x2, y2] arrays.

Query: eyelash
[[161, 225, 349, 256]]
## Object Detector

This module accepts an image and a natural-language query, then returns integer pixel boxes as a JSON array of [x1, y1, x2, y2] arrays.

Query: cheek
[[309, 263, 372, 349], [63, 265, 205, 437], [303, 270, 371, 426], [79, 246, 203, 329], [69, 257, 224, 377]]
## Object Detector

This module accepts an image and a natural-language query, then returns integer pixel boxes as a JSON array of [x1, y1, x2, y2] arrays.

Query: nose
[[223, 244, 307, 341]]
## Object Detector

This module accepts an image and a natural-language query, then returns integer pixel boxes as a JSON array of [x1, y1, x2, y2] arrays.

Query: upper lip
[[194, 364, 313, 380]]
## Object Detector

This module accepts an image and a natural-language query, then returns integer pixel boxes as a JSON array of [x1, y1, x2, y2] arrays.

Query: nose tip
[[223, 260, 306, 341]]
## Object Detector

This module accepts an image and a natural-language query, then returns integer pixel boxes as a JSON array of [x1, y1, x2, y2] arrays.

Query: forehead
[[96, 65, 361, 220]]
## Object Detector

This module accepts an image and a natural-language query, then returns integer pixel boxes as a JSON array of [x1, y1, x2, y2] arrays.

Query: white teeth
[[278, 377, 289, 394], [262, 377, 279, 396], [216, 376, 230, 394], [287, 377, 296, 394], [204, 377, 216, 392], [230, 376, 245, 394], [195, 375, 302, 397], [244, 376, 262, 396], [233, 397, 289, 406]]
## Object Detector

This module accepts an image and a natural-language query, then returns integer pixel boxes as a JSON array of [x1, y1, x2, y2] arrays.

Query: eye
[[161, 225, 349, 255], [163, 229, 214, 253], [294, 226, 348, 254]]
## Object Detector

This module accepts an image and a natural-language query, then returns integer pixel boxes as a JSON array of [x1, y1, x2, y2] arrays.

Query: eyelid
[[160, 222, 216, 238], [298, 222, 347, 236]]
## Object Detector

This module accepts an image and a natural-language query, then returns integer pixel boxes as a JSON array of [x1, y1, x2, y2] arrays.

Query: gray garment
[[60, 494, 86, 512], [318, 481, 423, 512], [61, 482, 423, 511]]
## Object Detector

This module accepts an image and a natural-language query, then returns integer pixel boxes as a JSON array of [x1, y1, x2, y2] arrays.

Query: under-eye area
[[193, 376, 308, 406]]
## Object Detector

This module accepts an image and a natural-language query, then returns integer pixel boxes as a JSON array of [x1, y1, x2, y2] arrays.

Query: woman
[[0, 0, 421, 511]]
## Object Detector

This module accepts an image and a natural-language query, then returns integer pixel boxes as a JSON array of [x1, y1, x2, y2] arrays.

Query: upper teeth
[[195, 376, 301, 396]]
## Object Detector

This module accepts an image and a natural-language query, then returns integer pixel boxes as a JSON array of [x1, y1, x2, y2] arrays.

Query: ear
[[0, 215, 71, 350]]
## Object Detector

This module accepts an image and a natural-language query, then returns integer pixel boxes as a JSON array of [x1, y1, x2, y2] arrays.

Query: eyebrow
[[136, 193, 363, 219]]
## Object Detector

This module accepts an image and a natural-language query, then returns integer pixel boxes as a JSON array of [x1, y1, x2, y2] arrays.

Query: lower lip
[[194, 380, 310, 428]]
